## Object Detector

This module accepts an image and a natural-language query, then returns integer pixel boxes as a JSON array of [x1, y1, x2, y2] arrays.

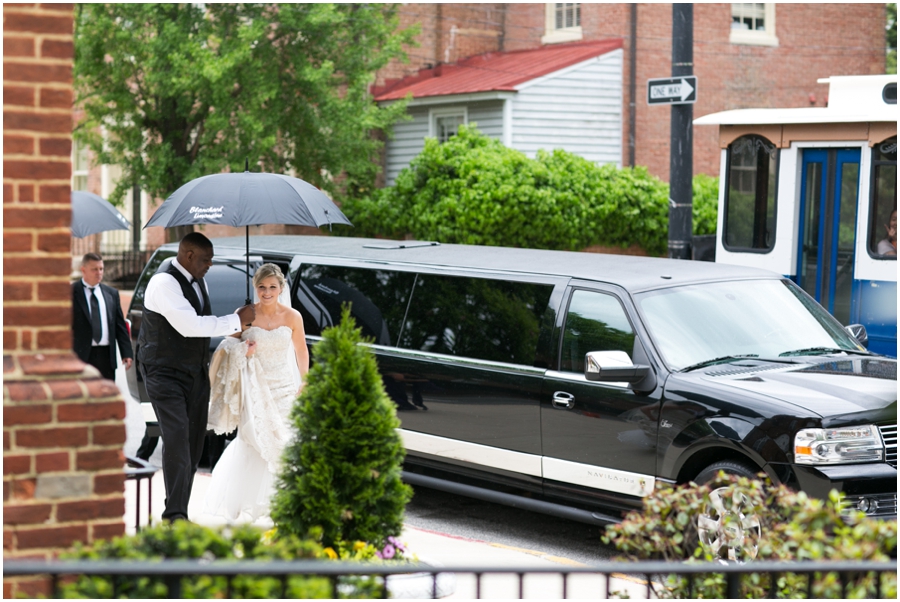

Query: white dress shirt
[[143, 257, 241, 338], [82, 279, 109, 346]]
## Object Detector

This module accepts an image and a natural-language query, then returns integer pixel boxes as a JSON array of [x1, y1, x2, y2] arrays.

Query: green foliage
[[603, 473, 897, 598], [74, 4, 417, 205], [342, 125, 719, 256], [271, 306, 412, 549], [57, 522, 342, 598], [888, 3, 897, 74]]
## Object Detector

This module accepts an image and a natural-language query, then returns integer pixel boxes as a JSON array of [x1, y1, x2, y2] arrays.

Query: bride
[[204, 263, 309, 522]]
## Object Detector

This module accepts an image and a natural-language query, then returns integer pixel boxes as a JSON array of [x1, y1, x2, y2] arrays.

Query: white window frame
[[730, 3, 779, 47], [72, 140, 90, 191], [429, 107, 468, 143], [542, 3, 583, 45]]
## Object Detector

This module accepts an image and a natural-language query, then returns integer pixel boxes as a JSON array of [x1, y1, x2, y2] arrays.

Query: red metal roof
[[373, 39, 624, 102]]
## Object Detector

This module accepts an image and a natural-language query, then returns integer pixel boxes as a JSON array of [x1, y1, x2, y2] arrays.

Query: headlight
[[794, 425, 884, 465]]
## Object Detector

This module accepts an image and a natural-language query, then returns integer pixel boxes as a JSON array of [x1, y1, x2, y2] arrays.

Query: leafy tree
[[271, 307, 412, 549], [74, 4, 416, 213], [341, 125, 719, 256], [888, 3, 897, 74]]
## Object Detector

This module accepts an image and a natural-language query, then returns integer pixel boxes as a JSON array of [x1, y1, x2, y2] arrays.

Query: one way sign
[[647, 76, 697, 105]]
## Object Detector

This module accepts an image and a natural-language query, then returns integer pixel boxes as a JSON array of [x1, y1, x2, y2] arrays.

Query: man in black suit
[[72, 252, 134, 380]]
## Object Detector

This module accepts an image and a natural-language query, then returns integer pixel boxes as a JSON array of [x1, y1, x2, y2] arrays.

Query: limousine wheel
[[695, 460, 761, 562]]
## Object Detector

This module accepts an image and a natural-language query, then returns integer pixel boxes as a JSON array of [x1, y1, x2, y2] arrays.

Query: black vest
[[137, 263, 212, 374]]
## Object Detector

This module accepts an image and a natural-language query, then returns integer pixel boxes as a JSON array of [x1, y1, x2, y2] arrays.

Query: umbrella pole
[[245, 225, 251, 306]]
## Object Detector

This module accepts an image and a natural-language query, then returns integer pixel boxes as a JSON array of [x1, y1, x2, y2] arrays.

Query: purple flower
[[381, 544, 396, 559], [387, 536, 406, 553], [375, 550, 384, 559]]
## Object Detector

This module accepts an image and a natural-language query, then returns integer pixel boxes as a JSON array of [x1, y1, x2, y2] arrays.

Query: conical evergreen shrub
[[271, 306, 412, 548]]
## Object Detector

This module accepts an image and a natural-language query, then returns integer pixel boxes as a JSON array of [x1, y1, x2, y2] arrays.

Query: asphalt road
[[404, 484, 620, 566]]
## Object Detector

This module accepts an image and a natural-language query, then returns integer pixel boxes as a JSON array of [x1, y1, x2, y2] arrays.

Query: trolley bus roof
[[695, 74, 897, 126]]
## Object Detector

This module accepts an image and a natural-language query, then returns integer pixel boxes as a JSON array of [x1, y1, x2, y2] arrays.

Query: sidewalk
[[119, 370, 652, 599]]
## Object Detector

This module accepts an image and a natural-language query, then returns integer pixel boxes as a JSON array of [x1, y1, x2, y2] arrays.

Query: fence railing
[[4, 558, 896, 599]]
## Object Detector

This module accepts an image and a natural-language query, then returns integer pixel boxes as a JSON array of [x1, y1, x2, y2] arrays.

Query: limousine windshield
[[636, 279, 864, 371]]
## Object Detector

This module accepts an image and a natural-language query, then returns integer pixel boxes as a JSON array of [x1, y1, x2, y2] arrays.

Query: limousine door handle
[[551, 391, 575, 409]]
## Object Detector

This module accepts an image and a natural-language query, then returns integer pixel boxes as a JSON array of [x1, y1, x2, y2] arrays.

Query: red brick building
[[375, 3, 887, 181], [4, 4, 127, 596]]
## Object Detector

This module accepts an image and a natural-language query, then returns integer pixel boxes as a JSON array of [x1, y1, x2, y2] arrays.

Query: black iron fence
[[101, 249, 154, 290], [4, 558, 896, 599]]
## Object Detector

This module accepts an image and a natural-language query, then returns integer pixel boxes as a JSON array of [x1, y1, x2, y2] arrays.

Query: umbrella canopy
[[70, 191, 131, 238], [144, 171, 351, 230], [144, 170, 352, 304]]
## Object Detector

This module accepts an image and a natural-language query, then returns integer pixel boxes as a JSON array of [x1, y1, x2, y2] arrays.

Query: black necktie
[[191, 278, 207, 312], [89, 287, 102, 343]]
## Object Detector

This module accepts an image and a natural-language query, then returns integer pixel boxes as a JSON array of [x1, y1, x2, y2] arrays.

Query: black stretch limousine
[[127, 236, 897, 543]]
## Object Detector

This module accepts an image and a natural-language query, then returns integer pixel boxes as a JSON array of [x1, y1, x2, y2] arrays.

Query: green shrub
[[343, 125, 719, 256], [271, 306, 412, 549], [602, 473, 897, 598], [58, 522, 338, 598]]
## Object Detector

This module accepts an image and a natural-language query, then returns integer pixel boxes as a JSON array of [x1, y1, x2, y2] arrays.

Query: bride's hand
[[246, 340, 257, 357]]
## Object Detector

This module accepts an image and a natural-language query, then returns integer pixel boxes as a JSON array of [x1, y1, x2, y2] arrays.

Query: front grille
[[841, 492, 898, 518], [879, 424, 897, 468]]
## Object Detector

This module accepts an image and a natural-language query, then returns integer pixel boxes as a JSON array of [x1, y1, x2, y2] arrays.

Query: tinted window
[[204, 263, 253, 316], [131, 250, 174, 308], [724, 135, 777, 251], [868, 136, 897, 259], [399, 274, 553, 366], [297, 265, 416, 346], [560, 290, 635, 373]]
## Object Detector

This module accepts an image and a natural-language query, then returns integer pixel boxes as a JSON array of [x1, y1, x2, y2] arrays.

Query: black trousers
[[140, 363, 209, 521], [87, 345, 115, 380]]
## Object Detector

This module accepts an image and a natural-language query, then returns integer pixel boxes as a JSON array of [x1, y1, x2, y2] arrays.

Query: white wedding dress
[[204, 326, 300, 522]]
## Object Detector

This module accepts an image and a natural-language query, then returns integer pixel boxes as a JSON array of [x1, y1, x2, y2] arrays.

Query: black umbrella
[[144, 168, 352, 303], [71, 191, 131, 238]]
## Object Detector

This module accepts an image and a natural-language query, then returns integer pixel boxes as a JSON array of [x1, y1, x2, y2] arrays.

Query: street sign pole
[[668, 3, 693, 260]]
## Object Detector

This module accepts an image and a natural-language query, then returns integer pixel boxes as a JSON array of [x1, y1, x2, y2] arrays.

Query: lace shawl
[[208, 337, 291, 472]]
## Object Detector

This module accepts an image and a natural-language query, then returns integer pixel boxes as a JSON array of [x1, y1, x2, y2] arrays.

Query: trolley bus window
[[868, 136, 897, 259], [724, 135, 777, 252]]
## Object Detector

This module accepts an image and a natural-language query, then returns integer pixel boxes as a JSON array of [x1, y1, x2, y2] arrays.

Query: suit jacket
[[72, 281, 134, 370]]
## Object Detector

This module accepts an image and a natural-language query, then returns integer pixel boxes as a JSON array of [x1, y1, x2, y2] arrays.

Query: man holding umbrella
[[137, 232, 256, 522]]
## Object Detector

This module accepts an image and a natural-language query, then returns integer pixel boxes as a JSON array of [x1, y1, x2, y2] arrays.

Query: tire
[[695, 460, 758, 485], [694, 460, 762, 562]]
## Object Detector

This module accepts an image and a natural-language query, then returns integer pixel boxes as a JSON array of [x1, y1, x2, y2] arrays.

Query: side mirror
[[584, 350, 651, 384], [845, 324, 868, 349]]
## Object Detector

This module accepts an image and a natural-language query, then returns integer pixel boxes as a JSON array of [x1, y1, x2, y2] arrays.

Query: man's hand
[[123, 357, 133, 370], [237, 304, 256, 329]]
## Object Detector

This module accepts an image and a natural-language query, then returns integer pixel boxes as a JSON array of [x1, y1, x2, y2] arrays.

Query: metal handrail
[[5, 558, 896, 599]]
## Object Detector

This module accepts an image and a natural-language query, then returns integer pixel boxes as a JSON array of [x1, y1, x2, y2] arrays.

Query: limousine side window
[[560, 290, 635, 373], [296, 264, 416, 346], [398, 275, 554, 366]]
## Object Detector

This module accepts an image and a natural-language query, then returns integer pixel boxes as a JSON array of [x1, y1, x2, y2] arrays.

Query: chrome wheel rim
[[697, 486, 761, 561]]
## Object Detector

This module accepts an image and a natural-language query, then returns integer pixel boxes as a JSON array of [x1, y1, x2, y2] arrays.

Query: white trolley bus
[[696, 75, 897, 357]]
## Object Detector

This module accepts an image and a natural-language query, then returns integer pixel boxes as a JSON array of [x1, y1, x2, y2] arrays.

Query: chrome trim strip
[[399, 429, 656, 496], [545, 370, 629, 388], [399, 429, 542, 477], [543, 457, 655, 497]]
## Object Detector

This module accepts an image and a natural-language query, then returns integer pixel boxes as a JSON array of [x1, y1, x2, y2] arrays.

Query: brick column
[[4, 5, 126, 597]]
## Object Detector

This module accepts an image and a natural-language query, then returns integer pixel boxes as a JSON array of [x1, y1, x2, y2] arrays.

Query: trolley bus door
[[796, 148, 861, 325]]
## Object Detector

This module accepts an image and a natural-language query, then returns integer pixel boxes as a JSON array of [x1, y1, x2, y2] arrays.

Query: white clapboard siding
[[385, 107, 429, 185], [382, 48, 623, 183], [511, 49, 623, 166], [385, 101, 504, 185]]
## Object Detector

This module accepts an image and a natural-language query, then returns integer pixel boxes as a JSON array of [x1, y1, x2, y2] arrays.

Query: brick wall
[[4, 4, 126, 597]]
